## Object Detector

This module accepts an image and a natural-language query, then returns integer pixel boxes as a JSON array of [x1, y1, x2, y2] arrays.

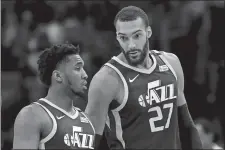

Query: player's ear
[[53, 70, 63, 83], [146, 26, 152, 39]]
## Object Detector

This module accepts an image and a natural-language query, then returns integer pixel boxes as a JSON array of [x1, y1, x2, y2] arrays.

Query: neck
[[45, 86, 75, 113], [120, 50, 152, 69], [136, 50, 152, 69]]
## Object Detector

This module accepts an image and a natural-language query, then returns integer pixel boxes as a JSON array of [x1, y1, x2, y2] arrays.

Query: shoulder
[[160, 51, 183, 75], [88, 64, 122, 103], [14, 103, 47, 128], [90, 64, 121, 91], [151, 50, 182, 69], [95, 64, 120, 80], [151, 50, 178, 60], [160, 51, 180, 64]]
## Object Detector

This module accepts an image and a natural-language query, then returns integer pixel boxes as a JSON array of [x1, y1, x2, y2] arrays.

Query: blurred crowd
[[1, 1, 224, 149]]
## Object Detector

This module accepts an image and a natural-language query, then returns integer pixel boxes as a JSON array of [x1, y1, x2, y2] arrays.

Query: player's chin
[[76, 90, 86, 98], [129, 57, 142, 65], [72, 86, 87, 97]]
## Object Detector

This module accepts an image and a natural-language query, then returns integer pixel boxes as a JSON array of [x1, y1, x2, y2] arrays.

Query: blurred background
[[1, 0, 224, 149]]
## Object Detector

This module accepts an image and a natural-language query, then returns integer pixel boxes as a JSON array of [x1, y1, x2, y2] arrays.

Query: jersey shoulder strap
[[73, 106, 82, 112], [151, 49, 161, 54], [151, 50, 165, 66], [151, 50, 178, 80]]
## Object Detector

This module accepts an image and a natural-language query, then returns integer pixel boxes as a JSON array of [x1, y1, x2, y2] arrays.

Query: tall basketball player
[[85, 6, 202, 149], [13, 44, 95, 149]]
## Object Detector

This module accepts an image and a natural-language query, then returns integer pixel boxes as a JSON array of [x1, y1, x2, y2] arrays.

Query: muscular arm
[[85, 66, 119, 148], [163, 52, 203, 149], [13, 105, 41, 149]]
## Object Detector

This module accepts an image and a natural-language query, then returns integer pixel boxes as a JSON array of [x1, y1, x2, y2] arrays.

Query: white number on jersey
[[148, 103, 174, 132]]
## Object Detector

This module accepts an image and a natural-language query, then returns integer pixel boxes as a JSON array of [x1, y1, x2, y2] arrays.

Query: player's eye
[[119, 36, 128, 41], [134, 33, 141, 39]]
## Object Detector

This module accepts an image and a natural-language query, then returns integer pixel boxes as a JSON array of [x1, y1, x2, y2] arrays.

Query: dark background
[[1, 0, 224, 149]]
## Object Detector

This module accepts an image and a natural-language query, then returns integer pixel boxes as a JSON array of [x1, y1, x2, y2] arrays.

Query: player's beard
[[121, 38, 149, 66]]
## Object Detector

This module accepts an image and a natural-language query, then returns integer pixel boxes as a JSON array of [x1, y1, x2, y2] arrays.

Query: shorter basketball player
[[13, 44, 95, 149]]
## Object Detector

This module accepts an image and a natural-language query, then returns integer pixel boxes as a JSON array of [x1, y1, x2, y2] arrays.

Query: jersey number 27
[[148, 103, 173, 132]]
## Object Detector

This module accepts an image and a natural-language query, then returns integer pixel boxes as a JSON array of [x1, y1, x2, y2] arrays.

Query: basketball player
[[13, 44, 95, 149], [85, 6, 202, 149]]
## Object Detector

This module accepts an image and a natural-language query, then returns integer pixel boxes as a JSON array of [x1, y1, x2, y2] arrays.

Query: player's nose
[[82, 69, 88, 80], [128, 40, 136, 49]]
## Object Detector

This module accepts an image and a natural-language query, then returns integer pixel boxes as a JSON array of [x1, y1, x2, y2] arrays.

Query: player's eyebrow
[[117, 29, 142, 36], [75, 61, 84, 66]]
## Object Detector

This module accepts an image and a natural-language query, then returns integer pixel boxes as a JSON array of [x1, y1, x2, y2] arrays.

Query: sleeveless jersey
[[34, 98, 95, 149], [104, 50, 181, 149]]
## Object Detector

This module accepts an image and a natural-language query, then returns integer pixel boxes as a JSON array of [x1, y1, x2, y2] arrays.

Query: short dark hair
[[37, 43, 80, 86], [114, 6, 149, 27]]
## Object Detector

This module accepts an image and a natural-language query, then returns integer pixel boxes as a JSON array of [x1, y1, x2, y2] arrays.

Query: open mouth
[[128, 51, 139, 57], [82, 81, 87, 89]]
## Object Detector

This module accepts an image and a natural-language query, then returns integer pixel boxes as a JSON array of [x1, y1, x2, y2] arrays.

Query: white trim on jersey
[[39, 98, 79, 119], [34, 102, 57, 150], [111, 52, 157, 74], [106, 115, 111, 129], [158, 53, 178, 81], [104, 63, 129, 149], [80, 112, 96, 135], [112, 111, 125, 149], [104, 63, 129, 112], [73, 106, 81, 111]]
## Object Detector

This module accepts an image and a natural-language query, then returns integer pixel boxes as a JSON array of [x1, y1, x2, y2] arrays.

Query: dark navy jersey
[[34, 98, 95, 149], [104, 50, 181, 149]]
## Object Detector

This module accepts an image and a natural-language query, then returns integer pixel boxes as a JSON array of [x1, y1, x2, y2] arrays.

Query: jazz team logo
[[138, 80, 176, 107], [64, 126, 94, 149]]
